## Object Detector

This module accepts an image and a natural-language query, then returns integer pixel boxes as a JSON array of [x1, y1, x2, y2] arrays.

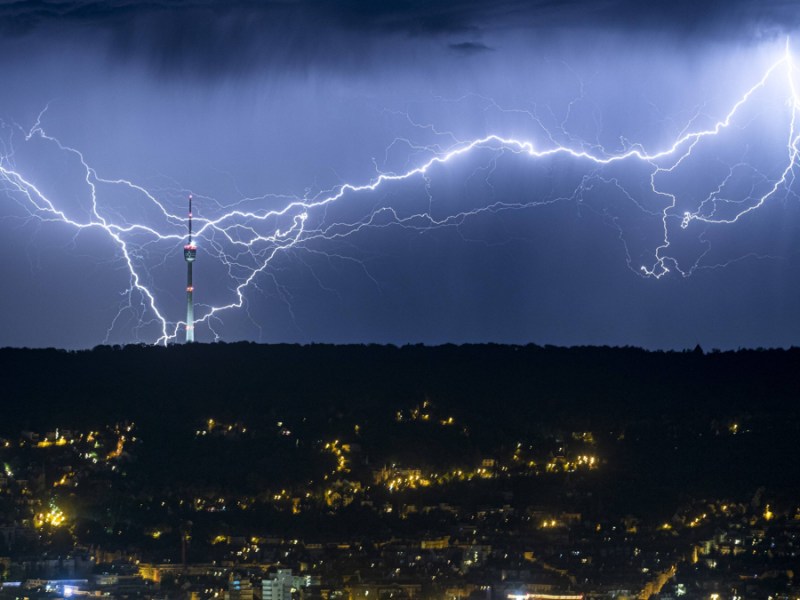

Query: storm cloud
[[1, 0, 798, 76], [1, 1, 800, 349]]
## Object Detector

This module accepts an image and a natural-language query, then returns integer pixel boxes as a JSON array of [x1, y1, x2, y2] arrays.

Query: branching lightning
[[1, 42, 799, 345]]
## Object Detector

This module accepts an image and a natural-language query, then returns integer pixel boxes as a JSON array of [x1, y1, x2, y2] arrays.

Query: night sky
[[2, 0, 800, 349]]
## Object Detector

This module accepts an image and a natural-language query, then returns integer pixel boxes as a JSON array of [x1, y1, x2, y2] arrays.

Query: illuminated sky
[[2, 0, 800, 349]]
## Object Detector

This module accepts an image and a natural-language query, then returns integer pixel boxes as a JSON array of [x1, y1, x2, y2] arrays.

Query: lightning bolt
[[1, 42, 798, 345]]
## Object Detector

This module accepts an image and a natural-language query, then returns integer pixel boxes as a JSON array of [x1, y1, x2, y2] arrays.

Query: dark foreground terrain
[[0, 343, 798, 599]]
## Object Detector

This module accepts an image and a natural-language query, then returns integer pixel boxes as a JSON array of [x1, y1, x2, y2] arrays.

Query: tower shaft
[[184, 194, 197, 343], [186, 261, 194, 343]]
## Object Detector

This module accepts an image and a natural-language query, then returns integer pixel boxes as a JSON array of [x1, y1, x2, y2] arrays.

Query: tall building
[[262, 569, 295, 600], [183, 194, 197, 343]]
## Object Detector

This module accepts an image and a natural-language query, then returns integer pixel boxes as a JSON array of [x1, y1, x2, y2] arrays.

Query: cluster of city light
[[540, 519, 561, 529], [544, 455, 598, 473], [323, 480, 362, 507], [106, 434, 126, 460], [36, 437, 68, 448], [687, 513, 709, 528], [17, 425, 133, 485], [396, 401, 458, 427], [571, 432, 596, 444], [34, 502, 66, 528], [385, 471, 432, 492], [193, 496, 228, 512], [374, 447, 599, 493], [0, 43, 798, 344], [195, 418, 248, 437], [379, 464, 501, 493], [322, 440, 351, 474], [510, 441, 599, 473], [53, 473, 75, 488]]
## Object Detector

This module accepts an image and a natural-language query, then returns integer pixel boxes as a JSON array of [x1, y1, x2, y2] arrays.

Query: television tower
[[184, 194, 197, 343]]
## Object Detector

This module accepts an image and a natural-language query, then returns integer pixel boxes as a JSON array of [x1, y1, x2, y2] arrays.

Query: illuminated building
[[226, 575, 254, 600], [262, 569, 295, 600]]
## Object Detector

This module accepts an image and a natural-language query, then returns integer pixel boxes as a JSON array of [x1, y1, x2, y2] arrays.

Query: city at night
[[1, 2, 799, 600]]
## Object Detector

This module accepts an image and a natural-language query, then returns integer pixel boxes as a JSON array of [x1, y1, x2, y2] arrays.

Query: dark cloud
[[2, 3, 800, 349], [1, 0, 799, 32], [449, 41, 494, 54], [1, 0, 799, 76]]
